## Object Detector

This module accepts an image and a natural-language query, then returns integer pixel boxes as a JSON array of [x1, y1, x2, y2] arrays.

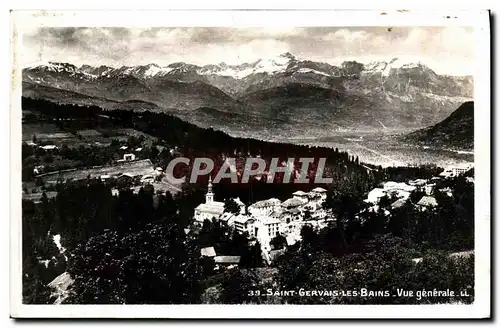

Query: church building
[[194, 176, 225, 225]]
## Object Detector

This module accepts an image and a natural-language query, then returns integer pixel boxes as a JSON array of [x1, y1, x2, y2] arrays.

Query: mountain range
[[404, 101, 474, 150], [22, 53, 473, 138]]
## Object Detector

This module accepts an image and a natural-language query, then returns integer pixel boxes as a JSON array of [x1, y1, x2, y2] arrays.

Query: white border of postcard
[[9, 9, 491, 319]]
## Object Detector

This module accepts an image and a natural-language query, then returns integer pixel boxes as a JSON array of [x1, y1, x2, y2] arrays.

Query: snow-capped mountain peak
[[363, 58, 433, 77], [196, 52, 297, 79], [252, 53, 294, 75], [29, 62, 78, 73]]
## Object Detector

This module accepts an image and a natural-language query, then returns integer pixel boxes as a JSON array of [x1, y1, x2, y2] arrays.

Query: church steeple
[[205, 175, 214, 203]]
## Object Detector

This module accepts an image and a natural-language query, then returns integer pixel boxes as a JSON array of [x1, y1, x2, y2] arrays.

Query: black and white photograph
[[9, 9, 491, 319]]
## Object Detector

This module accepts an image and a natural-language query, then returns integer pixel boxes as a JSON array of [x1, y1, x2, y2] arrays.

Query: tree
[[219, 269, 259, 304], [274, 234, 474, 304], [66, 223, 203, 304], [42, 153, 54, 164]]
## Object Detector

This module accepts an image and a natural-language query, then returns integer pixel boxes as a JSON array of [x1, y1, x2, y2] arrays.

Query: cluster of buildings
[[439, 163, 474, 178], [194, 179, 333, 263], [363, 163, 474, 216]]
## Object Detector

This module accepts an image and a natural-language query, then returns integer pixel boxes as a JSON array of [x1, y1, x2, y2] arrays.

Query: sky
[[22, 26, 475, 76]]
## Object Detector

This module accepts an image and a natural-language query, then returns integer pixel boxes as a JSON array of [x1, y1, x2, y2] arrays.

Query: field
[[23, 116, 157, 149], [22, 191, 58, 203], [292, 132, 474, 168], [22, 123, 70, 142]]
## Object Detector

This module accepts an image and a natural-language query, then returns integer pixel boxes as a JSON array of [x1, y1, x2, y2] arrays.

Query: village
[[22, 129, 474, 301], [192, 162, 474, 269]]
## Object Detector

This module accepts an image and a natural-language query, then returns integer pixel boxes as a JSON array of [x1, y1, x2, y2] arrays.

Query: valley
[[22, 53, 474, 168]]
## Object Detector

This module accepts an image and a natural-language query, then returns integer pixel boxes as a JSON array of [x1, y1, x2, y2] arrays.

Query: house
[[233, 214, 257, 238], [123, 153, 136, 161], [33, 165, 45, 175], [310, 187, 328, 201], [424, 184, 436, 196], [41, 145, 58, 151], [282, 197, 306, 209], [100, 174, 110, 182], [120, 146, 128, 150], [391, 198, 408, 210], [219, 212, 236, 226], [248, 198, 281, 216], [141, 175, 154, 184], [409, 179, 428, 186], [439, 187, 453, 197], [304, 201, 323, 213], [194, 177, 225, 224], [382, 182, 415, 199], [439, 164, 473, 178], [200, 246, 216, 258], [417, 196, 438, 209], [214, 256, 241, 270], [365, 182, 415, 204], [260, 217, 282, 239]]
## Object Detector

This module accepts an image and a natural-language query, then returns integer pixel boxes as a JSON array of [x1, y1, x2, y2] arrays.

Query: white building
[[194, 177, 225, 224], [219, 212, 236, 226], [123, 153, 136, 161], [439, 164, 474, 178], [259, 217, 282, 239], [282, 197, 307, 209], [41, 145, 58, 151], [424, 183, 436, 196], [365, 182, 416, 204], [292, 190, 309, 203], [310, 187, 328, 201], [233, 214, 257, 238], [248, 198, 281, 216]]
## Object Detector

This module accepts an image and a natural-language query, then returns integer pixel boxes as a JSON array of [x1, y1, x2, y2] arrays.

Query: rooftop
[[219, 212, 235, 222], [201, 246, 216, 257], [261, 217, 281, 225], [391, 198, 408, 209], [233, 214, 254, 224], [282, 197, 306, 208], [417, 196, 438, 207], [195, 202, 225, 215], [311, 187, 327, 193], [250, 198, 281, 209], [214, 256, 241, 264]]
